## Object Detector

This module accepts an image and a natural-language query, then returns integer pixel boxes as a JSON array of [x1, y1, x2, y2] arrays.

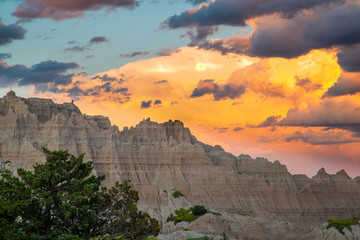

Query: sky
[[1, 0, 360, 177]]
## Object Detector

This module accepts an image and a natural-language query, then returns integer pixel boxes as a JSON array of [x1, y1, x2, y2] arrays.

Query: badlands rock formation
[[0, 91, 360, 239]]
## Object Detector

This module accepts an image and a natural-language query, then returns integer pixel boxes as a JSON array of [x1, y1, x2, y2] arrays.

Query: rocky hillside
[[1, 91, 359, 239]]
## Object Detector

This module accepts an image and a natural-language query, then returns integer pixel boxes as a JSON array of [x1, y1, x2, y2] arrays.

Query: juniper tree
[[0, 148, 160, 240]]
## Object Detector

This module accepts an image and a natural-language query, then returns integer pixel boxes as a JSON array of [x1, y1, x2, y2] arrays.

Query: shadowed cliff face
[[0, 91, 359, 235]]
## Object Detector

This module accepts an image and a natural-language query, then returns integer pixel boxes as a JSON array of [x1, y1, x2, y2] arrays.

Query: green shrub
[[187, 237, 213, 240], [221, 232, 229, 240], [183, 228, 190, 231], [192, 205, 207, 216], [0, 148, 161, 240], [327, 217, 360, 235], [186, 232, 228, 240], [167, 205, 209, 224], [168, 207, 197, 224], [209, 211, 221, 216], [172, 190, 184, 198]]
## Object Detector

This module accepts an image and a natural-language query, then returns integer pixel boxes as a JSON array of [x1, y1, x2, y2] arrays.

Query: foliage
[[172, 190, 184, 198], [167, 205, 207, 224], [209, 211, 221, 216], [327, 217, 360, 235], [187, 232, 228, 240], [183, 228, 190, 231], [187, 237, 213, 240], [192, 205, 207, 216], [221, 232, 229, 240], [0, 148, 160, 240]]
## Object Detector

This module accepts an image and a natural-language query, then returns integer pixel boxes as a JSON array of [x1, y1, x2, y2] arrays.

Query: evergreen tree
[[0, 148, 160, 240]]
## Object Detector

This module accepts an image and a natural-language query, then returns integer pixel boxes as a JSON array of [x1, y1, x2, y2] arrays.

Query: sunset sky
[[1, 0, 360, 177]]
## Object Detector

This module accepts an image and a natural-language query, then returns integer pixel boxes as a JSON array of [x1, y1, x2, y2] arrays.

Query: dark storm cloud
[[284, 130, 359, 145], [0, 53, 11, 60], [119, 51, 151, 58], [0, 20, 25, 46], [89, 36, 108, 44], [0, 60, 78, 87], [277, 99, 360, 137], [247, 115, 281, 128], [154, 80, 168, 84], [249, 3, 360, 58], [183, 26, 218, 46], [141, 100, 152, 108], [164, 0, 360, 58], [186, 0, 207, 5], [13, 0, 139, 20], [249, 98, 360, 138], [198, 36, 250, 55], [323, 73, 360, 97], [337, 44, 360, 72], [165, 0, 343, 29], [190, 79, 245, 101]]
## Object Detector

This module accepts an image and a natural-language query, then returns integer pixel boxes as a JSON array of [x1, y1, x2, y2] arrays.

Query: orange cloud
[[32, 46, 360, 177]]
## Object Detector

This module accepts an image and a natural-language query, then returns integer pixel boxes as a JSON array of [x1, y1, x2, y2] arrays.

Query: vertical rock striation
[[0, 92, 359, 234]]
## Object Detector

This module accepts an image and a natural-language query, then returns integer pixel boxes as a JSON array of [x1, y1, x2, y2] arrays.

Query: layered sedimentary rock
[[1, 92, 360, 239]]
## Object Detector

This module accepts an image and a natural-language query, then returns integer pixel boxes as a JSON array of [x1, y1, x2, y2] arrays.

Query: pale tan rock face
[[1, 92, 360, 238]]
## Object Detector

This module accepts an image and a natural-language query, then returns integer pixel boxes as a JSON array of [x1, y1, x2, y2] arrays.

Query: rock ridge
[[0, 92, 360, 239]]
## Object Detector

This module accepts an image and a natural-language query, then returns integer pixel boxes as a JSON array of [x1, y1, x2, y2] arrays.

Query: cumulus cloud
[[165, 0, 342, 29], [284, 129, 360, 145], [190, 79, 245, 100], [278, 98, 360, 135], [89, 36, 108, 44], [141, 100, 152, 108], [0, 60, 78, 88], [0, 20, 25, 46], [337, 44, 360, 72], [249, 3, 360, 58], [119, 51, 151, 58], [13, 0, 139, 20], [164, 0, 360, 58], [323, 72, 360, 97]]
